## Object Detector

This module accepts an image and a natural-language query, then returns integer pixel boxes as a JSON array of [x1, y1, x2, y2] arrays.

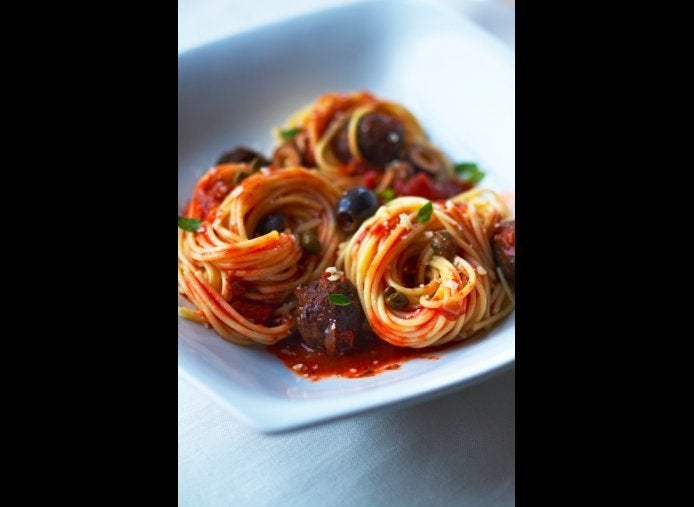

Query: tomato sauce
[[440, 298, 468, 321], [369, 214, 400, 237], [362, 169, 380, 189], [393, 172, 473, 201], [185, 166, 238, 221], [339, 158, 382, 177], [310, 91, 377, 139], [267, 330, 464, 381], [231, 298, 282, 326]]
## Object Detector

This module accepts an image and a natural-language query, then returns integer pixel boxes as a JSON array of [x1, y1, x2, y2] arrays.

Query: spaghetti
[[178, 91, 515, 379], [337, 188, 514, 348], [178, 164, 342, 345], [274, 91, 467, 197]]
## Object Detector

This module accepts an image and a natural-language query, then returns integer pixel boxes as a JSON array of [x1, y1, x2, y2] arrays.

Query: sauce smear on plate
[[267, 331, 461, 381]]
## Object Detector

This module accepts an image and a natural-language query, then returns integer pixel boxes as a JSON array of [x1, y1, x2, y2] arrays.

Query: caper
[[432, 231, 455, 260], [299, 229, 322, 255], [234, 157, 263, 185], [254, 213, 286, 237], [385, 288, 408, 310]]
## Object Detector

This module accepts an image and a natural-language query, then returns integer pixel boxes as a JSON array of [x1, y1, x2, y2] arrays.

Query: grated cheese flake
[[326, 266, 343, 281], [444, 279, 459, 291], [399, 213, 413, 230], [292, 363, 304, 371]]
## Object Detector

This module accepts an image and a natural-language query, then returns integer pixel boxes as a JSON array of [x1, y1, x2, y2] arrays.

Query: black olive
[[431, 231, 456, 260], [216, 146, 270, 166], [299, 230, 322, 255], [384, 288, 408, 310], [254, 213, 286, 237], [336, 187, 379, 233], [357, 113, 405, 166]]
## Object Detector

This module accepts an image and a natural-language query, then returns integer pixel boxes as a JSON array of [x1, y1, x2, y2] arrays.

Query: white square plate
[[178, 0, 515, 433]]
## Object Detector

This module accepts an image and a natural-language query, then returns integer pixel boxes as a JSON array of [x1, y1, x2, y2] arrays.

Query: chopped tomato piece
[[393, 172, 473, 200], [362, 170, 380, 189]]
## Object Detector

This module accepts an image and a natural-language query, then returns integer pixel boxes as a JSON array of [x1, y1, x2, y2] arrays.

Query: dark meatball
[[357, 113, 405, 166], [216, 146, 270, 167], [492, 220, 515, 282], [330, 123, 351, 163], [294, 274, 365, 354]]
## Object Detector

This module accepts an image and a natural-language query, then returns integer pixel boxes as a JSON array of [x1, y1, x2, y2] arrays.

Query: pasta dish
[[178, 91, 515, 379]]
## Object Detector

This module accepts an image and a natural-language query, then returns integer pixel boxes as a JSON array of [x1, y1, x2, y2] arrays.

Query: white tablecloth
[[178, 1, 515, 505], [179, 368, 515, 506]]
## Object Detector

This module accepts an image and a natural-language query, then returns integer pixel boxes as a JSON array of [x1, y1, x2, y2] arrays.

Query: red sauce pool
[[267, 331, 460, 381]]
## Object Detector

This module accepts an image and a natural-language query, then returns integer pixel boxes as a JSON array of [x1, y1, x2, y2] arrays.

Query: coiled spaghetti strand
[[279, 92, 457, 187], [178, 165, 342, 345], [338, 190, 513, 348]]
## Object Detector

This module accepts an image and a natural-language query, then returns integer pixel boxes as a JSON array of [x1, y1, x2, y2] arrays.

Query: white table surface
[[178, 1, 515, 505]]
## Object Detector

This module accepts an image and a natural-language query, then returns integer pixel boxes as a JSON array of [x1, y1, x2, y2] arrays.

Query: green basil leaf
[[454, 162, 485, 184], [233, 171, 248, 185], [178, 216, 202, 232], [328, 293, 351, 306], [416, 201, 433, 224], [249, 156, 263, 173], [279, 127, 301, 141]]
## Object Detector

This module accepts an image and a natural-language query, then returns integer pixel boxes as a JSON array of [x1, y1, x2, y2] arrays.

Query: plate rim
[[178, 0, 515, 433], [179, 356, 515, 433]]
